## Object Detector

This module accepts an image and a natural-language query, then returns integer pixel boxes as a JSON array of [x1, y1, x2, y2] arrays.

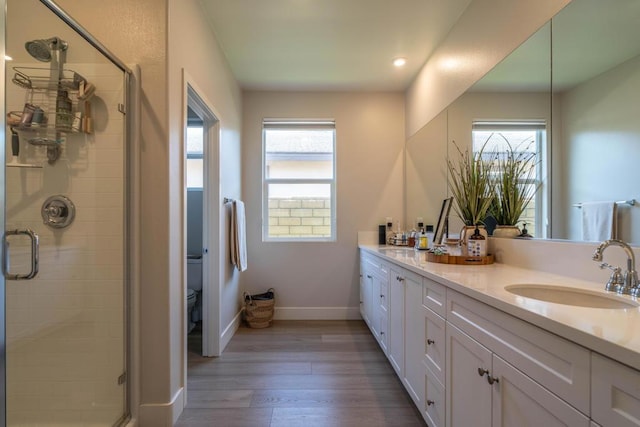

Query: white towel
[[581, 201, 617, 242], [231, 200, 248, 272]]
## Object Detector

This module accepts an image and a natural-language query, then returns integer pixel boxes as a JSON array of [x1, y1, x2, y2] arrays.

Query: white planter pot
[[492, 225, 521, 238]]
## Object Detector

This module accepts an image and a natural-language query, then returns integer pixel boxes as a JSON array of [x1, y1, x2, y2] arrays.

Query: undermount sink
[[505, 284, 640, 309]]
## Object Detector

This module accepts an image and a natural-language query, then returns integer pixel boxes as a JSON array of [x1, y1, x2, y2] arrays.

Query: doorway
[[184, 78, 221, 358]]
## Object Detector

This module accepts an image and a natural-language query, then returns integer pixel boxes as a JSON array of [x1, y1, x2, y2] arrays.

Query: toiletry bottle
[[467, 225, 487, 257], [425, 225, 435, 248]]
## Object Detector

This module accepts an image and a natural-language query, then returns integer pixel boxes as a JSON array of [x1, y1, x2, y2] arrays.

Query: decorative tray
[[426, 253, 494, 265]]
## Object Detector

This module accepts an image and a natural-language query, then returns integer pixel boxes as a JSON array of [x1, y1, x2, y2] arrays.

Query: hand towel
[[231, 200, 248, 272], [581, 201, 617, 242]]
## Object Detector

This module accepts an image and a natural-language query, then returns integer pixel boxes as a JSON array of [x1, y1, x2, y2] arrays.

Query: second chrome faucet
[[592, 239, 640, 297]]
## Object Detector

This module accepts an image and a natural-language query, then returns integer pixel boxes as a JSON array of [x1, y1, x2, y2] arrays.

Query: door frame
[[1, 0, 7, 424], [182, 70, 223, 358]]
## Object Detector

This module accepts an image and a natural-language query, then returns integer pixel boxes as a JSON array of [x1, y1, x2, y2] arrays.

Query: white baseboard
[[138, 387, 184, 427], [274, 306, 362, 320], [220, 310, 241, 352]]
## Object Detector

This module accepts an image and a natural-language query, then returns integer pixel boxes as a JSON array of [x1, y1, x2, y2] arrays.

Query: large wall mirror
[[406, 0, 640, 245]]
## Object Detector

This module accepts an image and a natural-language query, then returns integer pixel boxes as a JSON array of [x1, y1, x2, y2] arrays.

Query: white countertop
[[360, 244, 640, 371]]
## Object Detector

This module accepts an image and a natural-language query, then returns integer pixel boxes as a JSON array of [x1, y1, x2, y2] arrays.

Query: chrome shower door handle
[[4, 228, 39, 280]]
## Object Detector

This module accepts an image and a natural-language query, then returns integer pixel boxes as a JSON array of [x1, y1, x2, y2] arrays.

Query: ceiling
[[200, 0, 472, 91]]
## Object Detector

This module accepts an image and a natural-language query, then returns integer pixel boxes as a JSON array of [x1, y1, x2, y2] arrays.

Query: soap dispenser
[[416, 228, 428, 250], [467, 224, 487, 257]]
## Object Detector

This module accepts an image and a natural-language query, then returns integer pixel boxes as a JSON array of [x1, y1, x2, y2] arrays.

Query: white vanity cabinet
[[591, 353, 640, 427], [358, 248, 640, 427]]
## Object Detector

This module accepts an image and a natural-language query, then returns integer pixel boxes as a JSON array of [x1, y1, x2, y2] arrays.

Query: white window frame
[[262, 119, 337, 242], [472, 120, 548, 238], [186, 124, 204, 190]]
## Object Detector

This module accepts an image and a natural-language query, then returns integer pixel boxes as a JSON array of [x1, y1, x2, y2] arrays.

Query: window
[[263, 119, 336, 241], [186, 125, 204, 189], [472, 121, 547, 237]]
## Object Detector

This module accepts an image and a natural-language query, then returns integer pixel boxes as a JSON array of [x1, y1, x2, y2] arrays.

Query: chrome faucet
[[592, 239, 640, 296]]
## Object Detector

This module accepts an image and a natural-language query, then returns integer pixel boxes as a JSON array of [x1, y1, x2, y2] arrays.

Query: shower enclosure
[[3, 0, 131, 425]]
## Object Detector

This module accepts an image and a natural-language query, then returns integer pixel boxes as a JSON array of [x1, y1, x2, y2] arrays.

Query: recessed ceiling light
[[393, 57, 407, 67]]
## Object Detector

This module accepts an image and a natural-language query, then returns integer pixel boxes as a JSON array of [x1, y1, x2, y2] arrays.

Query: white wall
[[405, 0, 569, 138], [555, 54, 640, 243], [242, 91, 405, 319]]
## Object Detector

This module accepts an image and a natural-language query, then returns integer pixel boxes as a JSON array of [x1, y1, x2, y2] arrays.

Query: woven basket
[[243, 288, 275, 328]]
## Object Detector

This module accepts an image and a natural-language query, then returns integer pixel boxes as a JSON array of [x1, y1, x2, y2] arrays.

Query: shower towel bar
[[573, 199, 636, 208]]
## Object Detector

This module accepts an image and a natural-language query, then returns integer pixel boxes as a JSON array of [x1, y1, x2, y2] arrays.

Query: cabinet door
[[591, 353, 640, 427], [361, 267, 374, 328], [446, 323, 492, 427], [359, 260, 367, 323], [492, 355, 589, 427], [369, 274, 386, 339], [388, 266, 406, 376], [425, 306, 446, 386], [404, 274, 425, 407], [378, 309, 389, 354]]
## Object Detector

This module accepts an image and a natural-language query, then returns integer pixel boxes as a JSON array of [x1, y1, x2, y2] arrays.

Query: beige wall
[[242, 91, 404, 318], [405, 0, 570, 138]]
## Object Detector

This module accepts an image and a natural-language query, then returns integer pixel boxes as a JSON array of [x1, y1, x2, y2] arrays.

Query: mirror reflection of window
[[472, 121, 546, 237], [187, 126, 204, 189]]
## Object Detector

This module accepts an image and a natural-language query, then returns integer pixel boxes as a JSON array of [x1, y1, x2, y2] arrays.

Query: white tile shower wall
[[5, 63, 126, 426]]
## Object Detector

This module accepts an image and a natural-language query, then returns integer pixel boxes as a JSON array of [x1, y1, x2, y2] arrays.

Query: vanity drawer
[[447, 290, 590, 414], [424, 366, 445, 427], [424, 306, 446, 386], [591, 353, 640, 427], [423, 277, 446, 317]]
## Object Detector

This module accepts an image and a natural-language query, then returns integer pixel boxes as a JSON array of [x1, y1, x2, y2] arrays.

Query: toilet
[[187, 254, 203, 333]]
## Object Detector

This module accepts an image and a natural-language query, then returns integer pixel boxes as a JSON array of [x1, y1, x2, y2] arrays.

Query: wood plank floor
[[176, 320, 427, 427]]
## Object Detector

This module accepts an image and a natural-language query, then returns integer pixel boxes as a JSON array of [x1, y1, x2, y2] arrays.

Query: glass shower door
[[4, 0, 128, 425]]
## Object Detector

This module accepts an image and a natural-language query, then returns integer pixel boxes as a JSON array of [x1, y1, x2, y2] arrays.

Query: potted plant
[[489, 138, 540, 238], [447, 142, 494, 244]]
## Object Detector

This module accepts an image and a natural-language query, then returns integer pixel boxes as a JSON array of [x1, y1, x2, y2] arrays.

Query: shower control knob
[[41, 195, 75, 229]]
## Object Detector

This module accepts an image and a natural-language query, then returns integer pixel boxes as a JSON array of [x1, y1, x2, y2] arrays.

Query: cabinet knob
[[427, 339, 435, 345], [367, 275, 373, 279], [477, 368, 489, 377], [380, 294, 384, 298], [380, 331, 385, 335], [427, 399, 435, 406], [397, 276, 404, 282], [487, 375, 499, 385]]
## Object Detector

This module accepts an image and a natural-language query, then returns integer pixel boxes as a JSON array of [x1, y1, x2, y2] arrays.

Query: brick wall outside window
[[268, 198, 332, 237]]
